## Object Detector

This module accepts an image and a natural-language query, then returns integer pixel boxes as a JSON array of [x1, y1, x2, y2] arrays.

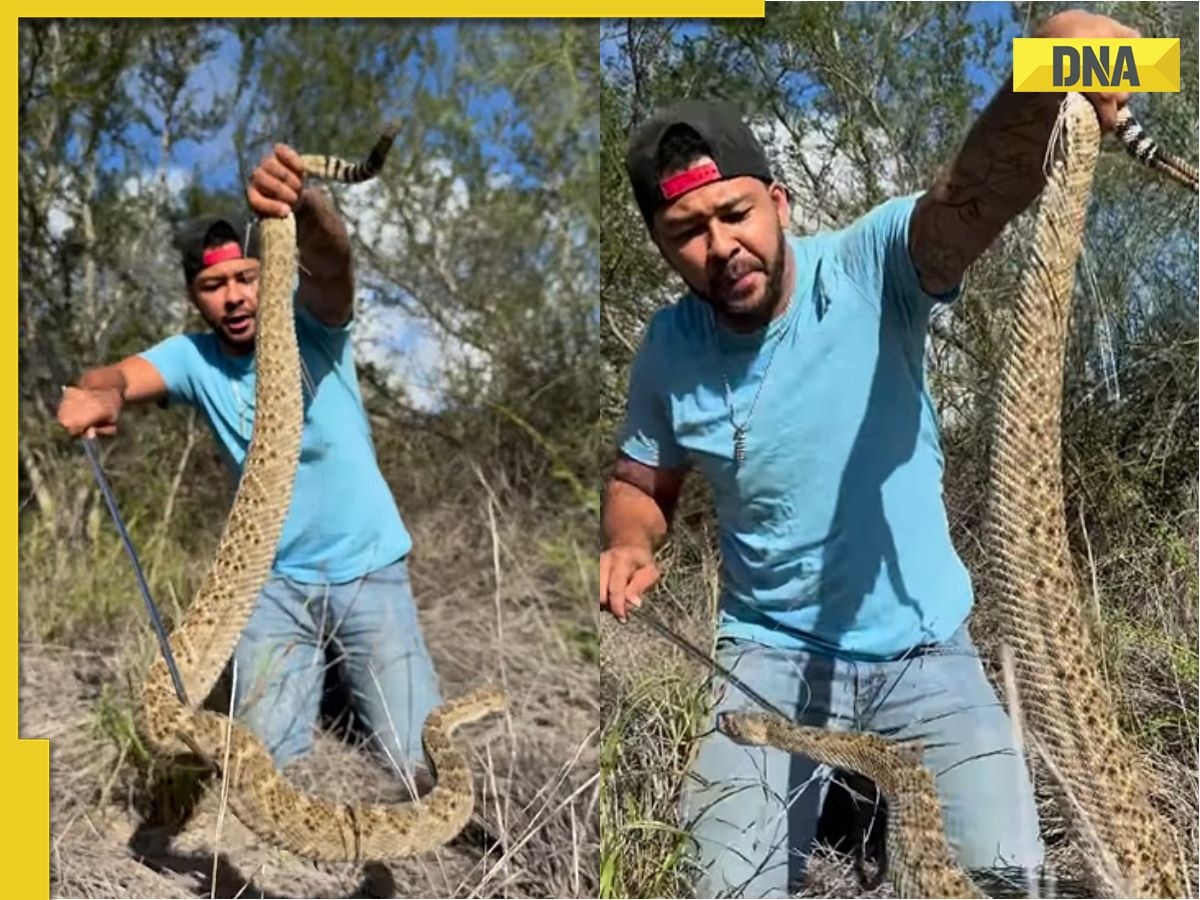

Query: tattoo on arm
[[295, 187, 352, 281], [911, 77, 1062, 295], [295, 187, 354, 324], [609, 454, 686, 527]]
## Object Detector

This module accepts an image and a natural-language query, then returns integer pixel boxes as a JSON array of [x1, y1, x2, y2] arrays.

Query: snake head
[[718, 711, 773, 747]]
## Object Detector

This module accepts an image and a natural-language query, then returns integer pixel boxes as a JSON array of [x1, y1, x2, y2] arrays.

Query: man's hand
[[247, 144, 306, 219], [57, 386, 122, 438], [600, 457, 684, 623], [56, 359, 166, 439], [248, 142, 354, 326], [600, 543, 661, 624], [910, 8, 1142, 296], [1034, 9, 1141, 133]]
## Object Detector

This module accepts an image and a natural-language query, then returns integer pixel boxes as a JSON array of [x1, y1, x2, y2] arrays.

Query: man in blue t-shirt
[[600, 10, 1136, 897], [57, 142, 441, 779]]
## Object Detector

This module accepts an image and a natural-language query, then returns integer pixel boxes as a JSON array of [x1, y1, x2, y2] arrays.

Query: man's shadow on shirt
[[791, 284, 930, 891]]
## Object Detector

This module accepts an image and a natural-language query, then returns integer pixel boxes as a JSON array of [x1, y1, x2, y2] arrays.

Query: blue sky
[[118, 23, 525, 196], [161, 28, 240, 184], [969, 1, 1025, 97], [85, 21, 559, 411], [602, 3, 1024, 110], [126, 10, 1025, 190]]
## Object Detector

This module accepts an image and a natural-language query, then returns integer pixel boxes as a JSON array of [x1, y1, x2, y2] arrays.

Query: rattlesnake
[[721, 96, 1197, 898], [136, 127, 505, 862]]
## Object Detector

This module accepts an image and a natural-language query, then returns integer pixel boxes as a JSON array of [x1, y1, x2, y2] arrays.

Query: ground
[[21, 505, 599, 900], [597, 492, 1198, 899]]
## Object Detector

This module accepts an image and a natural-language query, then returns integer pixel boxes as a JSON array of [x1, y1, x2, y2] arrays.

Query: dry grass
[[598, 455, 1199, 898], [599, 505, 721, 899], [20, 488, 598, 900]]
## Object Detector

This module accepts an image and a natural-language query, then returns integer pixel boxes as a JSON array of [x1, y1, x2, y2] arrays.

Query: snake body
[[718, 713, 985, 898], [722, 98, 1195, 897], [136, 127, 505, 861], [982, 100, 1190, 898]]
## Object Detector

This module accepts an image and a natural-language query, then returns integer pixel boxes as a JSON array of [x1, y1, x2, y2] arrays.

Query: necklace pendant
[[733, 427, 747, 466]]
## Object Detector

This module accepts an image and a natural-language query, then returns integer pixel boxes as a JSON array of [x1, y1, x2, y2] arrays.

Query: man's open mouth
[[225, 313, 254, 335], [719, 267, 763, 300]]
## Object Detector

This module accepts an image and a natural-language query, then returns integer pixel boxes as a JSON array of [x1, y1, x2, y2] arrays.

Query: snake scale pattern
[[136, 126, 505, 862], [722, 96, 1197, 898]]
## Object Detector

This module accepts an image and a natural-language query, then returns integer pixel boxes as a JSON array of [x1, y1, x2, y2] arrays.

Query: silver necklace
[[721, 332, 784, 467], [231, 376, 252, 441], [230, 356, 315, 442]]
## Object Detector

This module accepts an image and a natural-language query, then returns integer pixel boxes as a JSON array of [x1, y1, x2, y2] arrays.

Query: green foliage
[[600, 4, 1198, 895], [21, 27, 601, 894], [600, 667, 709, 899], [19, 22, 600, 645]]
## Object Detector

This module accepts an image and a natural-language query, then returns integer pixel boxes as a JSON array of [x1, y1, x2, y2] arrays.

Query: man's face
[[189, 250, 261, 353], [652, 159, 791, 331]]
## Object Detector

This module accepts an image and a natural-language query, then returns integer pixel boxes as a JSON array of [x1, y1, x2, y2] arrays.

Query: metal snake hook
[[78, 429, 189, 706]]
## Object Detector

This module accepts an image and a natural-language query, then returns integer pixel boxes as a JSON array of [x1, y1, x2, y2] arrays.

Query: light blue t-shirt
[[140, 304, 412, 584], [619, 194, 972, 660]]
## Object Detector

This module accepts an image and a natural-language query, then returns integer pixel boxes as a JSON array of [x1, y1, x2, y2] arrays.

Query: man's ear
[[769, 181, 790, 230]]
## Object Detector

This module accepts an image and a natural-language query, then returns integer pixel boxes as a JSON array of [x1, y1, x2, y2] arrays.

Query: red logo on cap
[[660, 162, 722, 200], [202, 242, 243, 267]]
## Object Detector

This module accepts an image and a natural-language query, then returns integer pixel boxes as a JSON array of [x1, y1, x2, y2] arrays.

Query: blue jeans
[[229, 557, 442, 772], [679, 624, 1042, 898]]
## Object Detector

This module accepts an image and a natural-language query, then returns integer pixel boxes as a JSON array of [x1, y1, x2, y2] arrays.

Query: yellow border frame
[[12, 9, 768, 897], [12, 16, 51, 895]]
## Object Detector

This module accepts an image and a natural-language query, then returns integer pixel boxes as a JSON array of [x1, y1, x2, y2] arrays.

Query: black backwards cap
[[625, 99, 774, 227], [174, 212, 261, 286]]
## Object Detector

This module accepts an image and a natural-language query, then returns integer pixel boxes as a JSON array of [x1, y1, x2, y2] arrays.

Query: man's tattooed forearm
[[911, 79, 1062, 294]]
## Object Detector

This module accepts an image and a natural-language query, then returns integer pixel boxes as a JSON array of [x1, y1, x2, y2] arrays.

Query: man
[[600, 9, 1138, 898], [57, 143, 442, 779]]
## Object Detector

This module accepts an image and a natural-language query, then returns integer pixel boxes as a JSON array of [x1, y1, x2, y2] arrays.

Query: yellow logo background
[[1013, 38, 1180, 92]]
